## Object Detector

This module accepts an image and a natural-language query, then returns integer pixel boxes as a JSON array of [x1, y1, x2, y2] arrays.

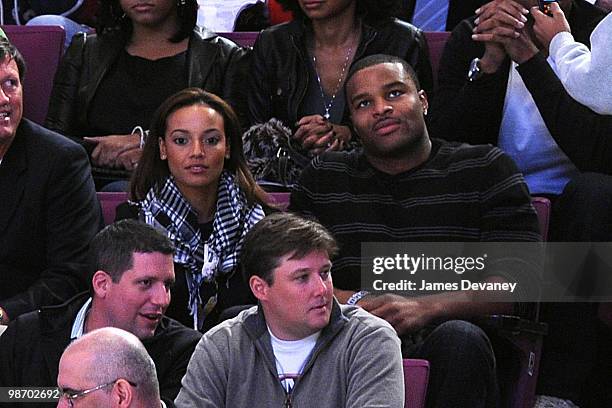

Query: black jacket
[[429, 1, 611, 174], [0, 119, 102, 320], [248, 18, 433, 130], [45, 26, 250, 140], [0, 293, 202, 407]]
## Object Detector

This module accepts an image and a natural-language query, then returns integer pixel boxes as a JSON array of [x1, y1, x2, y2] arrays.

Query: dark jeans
[[404, 320, 498, 408], [537, 173, 612, 405]]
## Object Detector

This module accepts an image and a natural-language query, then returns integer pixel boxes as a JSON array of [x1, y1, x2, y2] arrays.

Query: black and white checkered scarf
[[137, 171, 265, 329]]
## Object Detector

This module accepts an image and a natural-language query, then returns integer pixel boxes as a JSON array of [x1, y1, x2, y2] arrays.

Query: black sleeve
[[428, 18, 508, 145], [247, 29, 274, 127], [0, 144, 102, 319], [517, 52, 612, 175], [45, 33, 86, 141]]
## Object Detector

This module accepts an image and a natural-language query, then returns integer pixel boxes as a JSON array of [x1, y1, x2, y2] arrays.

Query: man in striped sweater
[[290, 54, 541, 408]]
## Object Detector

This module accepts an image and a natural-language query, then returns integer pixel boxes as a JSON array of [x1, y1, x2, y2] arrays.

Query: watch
[[346, 290, 370, 306], [467, 58, 484, 82]]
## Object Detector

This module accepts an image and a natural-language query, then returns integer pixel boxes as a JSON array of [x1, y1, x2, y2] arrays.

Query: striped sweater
[[289, 139, 541, 292]]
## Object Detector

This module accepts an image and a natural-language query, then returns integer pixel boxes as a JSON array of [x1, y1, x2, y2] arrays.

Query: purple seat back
[[218, 32, 259, 48], [267, 192, 290, 211], [531, 196, 551, 241], [423, 31, 451, 92], [2, 25, 65, 125], [98, 192, 128, 225], [403, 359, 429, 408]]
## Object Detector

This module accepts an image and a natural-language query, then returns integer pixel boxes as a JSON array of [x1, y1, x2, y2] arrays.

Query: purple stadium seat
[[531, 196, 551, 241], [219, 32, 259, 48], [423, 31, 451, 92], [98, 191, 128, 225], [2, 25, 65, 125], [403, 359, 429, 408], [268, 192, 290, 211]]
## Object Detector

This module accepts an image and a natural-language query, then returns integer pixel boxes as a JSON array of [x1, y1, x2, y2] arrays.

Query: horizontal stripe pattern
[[290, 139, 541, 290]]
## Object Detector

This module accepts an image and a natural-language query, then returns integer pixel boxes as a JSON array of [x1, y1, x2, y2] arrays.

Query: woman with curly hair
[[248, 0, 433, 157], [117, 88, 270, 331], [45, 0, 247, 190]]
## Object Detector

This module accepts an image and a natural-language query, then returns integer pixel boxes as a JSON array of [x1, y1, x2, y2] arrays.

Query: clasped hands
[[84, 133, 142, 171], [471, 0, 544, 69], [294, 114, 352, 156]]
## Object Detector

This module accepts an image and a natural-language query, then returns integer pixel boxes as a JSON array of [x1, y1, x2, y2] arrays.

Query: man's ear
[[91, 270, 112, 298], [249, 275, 269, 302], [113, 378, 134, 408], [418, 90, 429, 115]]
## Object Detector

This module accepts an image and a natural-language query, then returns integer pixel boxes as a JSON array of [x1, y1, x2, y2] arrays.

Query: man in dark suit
[[0, 37, 102, 324], [0, 220, 202, 408]]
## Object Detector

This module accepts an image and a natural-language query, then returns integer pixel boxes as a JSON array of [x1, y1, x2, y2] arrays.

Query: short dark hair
[[90, 220, 174, 283], [96, 0, 197, 42], [345, 54, 421, 99], [0, 39, 26, 82], [241, 213, 338, 285], [276, 0, 401, 24]]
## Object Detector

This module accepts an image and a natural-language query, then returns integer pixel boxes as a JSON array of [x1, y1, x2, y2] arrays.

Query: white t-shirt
[[498, 61, 579, 195], [268, 328, 320, 393]]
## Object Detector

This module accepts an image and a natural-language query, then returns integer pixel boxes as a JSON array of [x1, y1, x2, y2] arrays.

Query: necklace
[[312, 46, 353, 120]]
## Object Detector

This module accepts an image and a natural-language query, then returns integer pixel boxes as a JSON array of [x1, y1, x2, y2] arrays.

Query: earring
[[161, 154, 167, 160], [423, 109, 428, 116], [177, 0, 186, 7]]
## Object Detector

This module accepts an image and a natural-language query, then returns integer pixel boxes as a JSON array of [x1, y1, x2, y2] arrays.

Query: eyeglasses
[[58, 379, 137, 407]]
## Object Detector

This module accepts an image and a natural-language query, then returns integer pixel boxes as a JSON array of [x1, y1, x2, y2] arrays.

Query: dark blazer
[[0, 293, 202, 408], [429, 1, 611, 174], [0, 119, 102, 320], [45, 26, 250, 139]]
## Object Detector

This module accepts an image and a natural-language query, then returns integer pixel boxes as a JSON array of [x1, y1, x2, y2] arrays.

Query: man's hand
[[473, 0, 539, 64], [84, 133, 140, 168], [359, 294, 441, 335], [531, 3, 571, 51], [116, 147, 143, 171], [472, 0, 531, 71]]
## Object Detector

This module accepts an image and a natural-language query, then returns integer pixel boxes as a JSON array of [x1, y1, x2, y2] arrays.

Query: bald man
[[57, 327, 162, 408]]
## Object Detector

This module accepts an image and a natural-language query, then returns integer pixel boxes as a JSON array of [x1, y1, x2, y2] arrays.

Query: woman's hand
[[294, 115, 351, 156]]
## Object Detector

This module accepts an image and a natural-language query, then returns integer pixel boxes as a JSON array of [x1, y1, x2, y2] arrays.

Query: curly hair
[[96, 0, 197, 42], [275, 0, 401, 24]]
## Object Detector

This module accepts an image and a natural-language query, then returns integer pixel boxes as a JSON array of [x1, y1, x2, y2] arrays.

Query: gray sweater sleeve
[[344, 311, 405, 408], [174, 333, 228, 408]]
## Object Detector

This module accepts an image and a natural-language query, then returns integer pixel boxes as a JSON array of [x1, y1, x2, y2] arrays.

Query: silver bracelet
[[346, 290, 370, 306], [131, 126, 149, 149]]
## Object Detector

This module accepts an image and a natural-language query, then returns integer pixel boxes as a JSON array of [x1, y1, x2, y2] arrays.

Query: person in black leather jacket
[[248, 0, 433, 156], [45, 0, 248, 190]]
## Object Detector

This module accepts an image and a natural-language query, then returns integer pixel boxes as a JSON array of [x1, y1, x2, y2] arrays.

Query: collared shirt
[[69, 297, 166, 408], [70, 297, 92, 340]]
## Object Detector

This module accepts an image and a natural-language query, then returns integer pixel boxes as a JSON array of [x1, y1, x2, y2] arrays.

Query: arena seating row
[[3, 23, 551, 408]]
